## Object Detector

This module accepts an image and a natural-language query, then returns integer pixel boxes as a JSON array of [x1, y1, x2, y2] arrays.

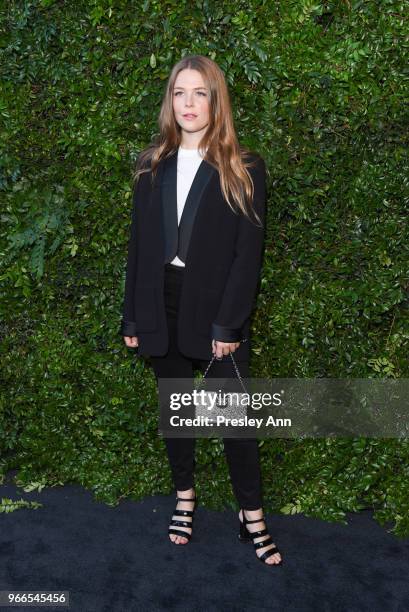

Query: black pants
[[150, 262, 263, 510]]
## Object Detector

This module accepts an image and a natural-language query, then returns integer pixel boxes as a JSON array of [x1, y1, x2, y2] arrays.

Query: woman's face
[[172, 68, 210, 137]]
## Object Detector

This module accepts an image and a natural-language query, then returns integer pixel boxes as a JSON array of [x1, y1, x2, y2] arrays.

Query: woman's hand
[[124, 336, 139, 348], [212, 339, 240, 359]]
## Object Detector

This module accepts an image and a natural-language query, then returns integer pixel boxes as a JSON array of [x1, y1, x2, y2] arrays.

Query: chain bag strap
[[193, 341, 250, 424]]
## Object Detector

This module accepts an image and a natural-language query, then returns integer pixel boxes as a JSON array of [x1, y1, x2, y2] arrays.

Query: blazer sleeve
[[211, 155, 267, 343], [119, 177, 142, 338]]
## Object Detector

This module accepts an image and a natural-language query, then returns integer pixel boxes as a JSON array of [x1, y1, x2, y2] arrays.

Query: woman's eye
[[174, 91, 207, 96]]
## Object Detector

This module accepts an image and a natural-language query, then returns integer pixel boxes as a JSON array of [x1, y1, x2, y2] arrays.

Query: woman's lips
[[183, 114, 197, 120]]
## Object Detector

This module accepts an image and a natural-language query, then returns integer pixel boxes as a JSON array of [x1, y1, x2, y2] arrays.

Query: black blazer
[[119, 149, 267, 362]]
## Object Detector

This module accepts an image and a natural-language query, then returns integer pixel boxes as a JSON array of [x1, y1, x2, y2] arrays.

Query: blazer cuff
[[211, 323, 242, 343], [120, 320, 138, 337]]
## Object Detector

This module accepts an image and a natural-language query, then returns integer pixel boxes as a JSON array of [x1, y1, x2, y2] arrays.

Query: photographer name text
[[168, 415, 291, 428]]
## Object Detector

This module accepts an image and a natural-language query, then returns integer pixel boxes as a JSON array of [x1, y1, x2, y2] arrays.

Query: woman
[[120, 55, 282, 566]]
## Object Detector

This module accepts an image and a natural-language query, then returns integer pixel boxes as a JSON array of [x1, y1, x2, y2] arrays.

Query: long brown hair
[[132, 55, 264, 226]]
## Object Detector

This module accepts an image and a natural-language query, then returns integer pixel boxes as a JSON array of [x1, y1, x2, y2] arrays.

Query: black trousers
[[150, 262, 263, 510]]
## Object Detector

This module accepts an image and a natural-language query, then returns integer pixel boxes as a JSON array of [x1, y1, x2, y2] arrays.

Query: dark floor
[[1, 470, 408, 612]]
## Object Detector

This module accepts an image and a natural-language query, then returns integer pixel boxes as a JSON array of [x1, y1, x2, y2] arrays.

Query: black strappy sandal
[[238, 509, 283, 565], [168, 494, 197, 544]]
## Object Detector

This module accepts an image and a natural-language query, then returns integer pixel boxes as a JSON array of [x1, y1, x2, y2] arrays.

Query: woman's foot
[[169, 488, 196, 545], [239, 508, 282, 565]]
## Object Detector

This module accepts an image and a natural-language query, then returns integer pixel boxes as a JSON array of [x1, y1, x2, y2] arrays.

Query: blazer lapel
[[178, 155, 216, 262], [161, 148, 217, 264], [161, 151, 178, 264]]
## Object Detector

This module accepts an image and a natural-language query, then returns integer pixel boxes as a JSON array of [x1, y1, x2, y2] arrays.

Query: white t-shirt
[[170, 145, 206, 267]]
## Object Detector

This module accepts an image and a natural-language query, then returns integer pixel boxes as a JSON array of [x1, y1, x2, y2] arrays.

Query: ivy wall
[[1, 1, 408, 534]]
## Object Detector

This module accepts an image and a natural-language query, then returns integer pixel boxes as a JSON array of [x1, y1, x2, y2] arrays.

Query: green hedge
[[1, 1, 408, 535]]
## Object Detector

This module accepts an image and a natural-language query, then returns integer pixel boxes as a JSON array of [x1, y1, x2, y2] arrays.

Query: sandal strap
[[176, 496, 196, 502], [168, 528, 191, 540], [245, 516, 265, 524], [248, 528, 268, 540], [254, 536, 274, 549], [170, 519, 191, 527], [173, 509, 194, 517], [258, 545, 280, 563]]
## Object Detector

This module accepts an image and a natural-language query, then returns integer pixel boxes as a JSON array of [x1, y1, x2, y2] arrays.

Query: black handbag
[[193, 345, 249, 422]]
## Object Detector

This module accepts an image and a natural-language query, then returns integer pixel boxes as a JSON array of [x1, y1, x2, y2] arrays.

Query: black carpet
[[1, 470, 408, 612]]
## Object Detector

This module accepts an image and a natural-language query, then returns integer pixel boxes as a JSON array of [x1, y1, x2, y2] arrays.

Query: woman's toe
[[174, 533, 189, 544]]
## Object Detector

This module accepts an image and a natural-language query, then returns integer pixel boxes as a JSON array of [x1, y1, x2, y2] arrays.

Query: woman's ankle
[[242, 507, 263, 520], [177, 486, 195, 496]]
